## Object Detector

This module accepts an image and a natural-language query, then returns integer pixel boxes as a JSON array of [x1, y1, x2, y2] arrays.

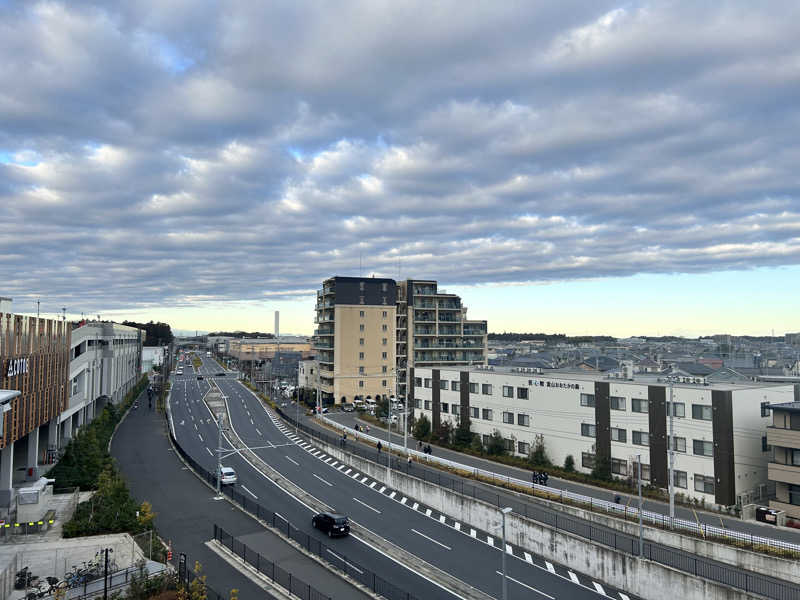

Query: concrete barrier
[[314, 438, 775, 600]]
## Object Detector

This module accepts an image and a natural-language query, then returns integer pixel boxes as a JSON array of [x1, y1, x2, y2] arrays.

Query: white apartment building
[[413, 366, 797, 507], [63, 322, 142, 445]]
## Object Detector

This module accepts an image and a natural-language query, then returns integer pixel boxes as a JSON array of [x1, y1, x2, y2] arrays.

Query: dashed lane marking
[[411, 528, 451, 550], [568, 572, 580, 585], [312, 473, 333, 487], [241, 485, 258, 500], [353, 497, 381, 514], [198, 434, 203, 443], [326, 549, 364, 575], [494, 572, 554, 599], [286, 456, 299, 466], [206, 447, 213, 456]]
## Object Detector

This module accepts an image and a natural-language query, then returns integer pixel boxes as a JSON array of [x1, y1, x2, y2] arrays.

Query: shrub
[[412, 414, 431, 441], [563, 454, 575, 472], [485, 430, 507, 456], [529, 434, 551, 467]]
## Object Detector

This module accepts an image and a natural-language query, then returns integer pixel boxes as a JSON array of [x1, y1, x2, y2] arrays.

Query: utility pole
[[36, 299, 39, 318], [215, 416, 223, 499], [386, 394, 392, 484], [638, 454, 644, 557], [667, 376, 676, 522], [500, 507, 512, 600]]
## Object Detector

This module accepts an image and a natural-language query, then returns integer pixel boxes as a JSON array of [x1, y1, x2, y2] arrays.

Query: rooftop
[[769, 402, 800, 413]]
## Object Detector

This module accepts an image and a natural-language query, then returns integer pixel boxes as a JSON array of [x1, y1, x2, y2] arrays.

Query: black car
[[216, 372, 226, 376], [312, 512, 350, 537], [197, 375, 203, 380]]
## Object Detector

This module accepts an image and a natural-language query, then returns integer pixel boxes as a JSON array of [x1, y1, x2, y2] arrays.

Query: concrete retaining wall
[[317, 440, 769, 600]]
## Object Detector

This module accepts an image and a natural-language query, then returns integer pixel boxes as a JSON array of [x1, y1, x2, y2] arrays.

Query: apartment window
[[518, 441, 530, 455], [414, 377, 422, 388], [692, 404, 713, 421], [790, 449, 800, 466], [414, 399, 421, 409], [632, 431, 649, 446], [482, 384, 492, 395], [440, 380, 448, 390], [580, 393, 595, 407], [452, 404, 459, 415], [471, 406, 479, 419], [611, 458, 628, 476], [451, 381, 460, 391], [518, 413, 530, 427], [442, 402, 449, 414], [359, 338, 364, 346], [789, 484, 800, 506], [611, 427, 627, 443], [382, 310, 388, 318], [359, 380, 364, 388], [381, 282, 388, 292], [382, 365, 387, 374], [359, 310, 365, 317], [482, 408, 493, 421], [694, 474, 715, 495], [667, 402, 685, 418], [610, 396, 626, 411], [632, 398, 649, 413], [382, 324, 388, 332], [359, 324, 365, 332], [640, 464, 651, 481], [382, 338, 387, 346], [669, 436, 687, 453], [424, 400, 431, 410], [517, 387, 528, 400], [382, 380, 387, 387], [503, 386, 514, 398], [70, 377, 79, 396], [382, 351, 387, 359], [502, 411, 514, 424], [760, 402, 770, 417], [673, 470, 687, 489], [359, 296, 365, 304], [504, 438, 514, 452], [581, 423, 596, 438], [359, 352, 364, 360], [358, 366, 365, 375], [424, 378, 432, 388], [582, 452, 595, 469], [482, 434, 491, 447], [693, 439, 713, 457]]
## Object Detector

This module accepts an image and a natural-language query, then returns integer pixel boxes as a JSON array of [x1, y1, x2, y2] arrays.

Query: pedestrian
[[407, 455, 412, 468], [417, 440, 422, 451], [541, 471, 549, 486], [377, 441, 382, 453], [614, 495, 622, 504], [366, 425, 370, 433]]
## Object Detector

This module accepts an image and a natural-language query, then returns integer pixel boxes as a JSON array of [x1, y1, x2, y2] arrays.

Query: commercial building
[[314, 277, 397, 404], [0, 310, 70, 514], [63, 321, 143, 442], [313, 276, 488, 407], [413, 366, 796, 506], [142, 346, 166, 373], [228, 337, 312, 360], [767, 399, 800, 519]]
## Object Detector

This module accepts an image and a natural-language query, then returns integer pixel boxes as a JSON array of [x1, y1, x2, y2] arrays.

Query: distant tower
[[275, 311, 280, 338]]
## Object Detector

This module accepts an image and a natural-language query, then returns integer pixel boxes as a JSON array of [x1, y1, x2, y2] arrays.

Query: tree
[[485, 429, 507, 456], [376, 396, 390, 419], [453, 418, 473, 448], [563, 454, 576, 472], [412, 414, 431, 441], [469, 434, 484, 454], [528, 434, 551, 467], [432, 420, 453, 446], [591, 455, 612, 481]]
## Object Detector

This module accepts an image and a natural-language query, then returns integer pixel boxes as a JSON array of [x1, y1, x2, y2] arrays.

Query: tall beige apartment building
[[314, 277, 397, 404], [314, 276, 488, 406]]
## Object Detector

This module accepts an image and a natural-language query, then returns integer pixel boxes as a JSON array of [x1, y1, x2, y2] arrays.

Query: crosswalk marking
[[505, 544, 513, 554], [487, 536, 494, 546], [439, 515, 446, 523], [344, 469, 352, 475], [470, 528, 477, 538], [389, 492, 396, 499], [351, 472, 360, 479], [400, 497, 408, 504], [379, 486, 386, 493], [369, 482, 377, 488], [592, 582, 605, 595], [426, 509, 432, 517], [545, 561, 555, 573], [524, 552, 533, 564], [454, 522, 461, 531], [360, 476, 369, 483], [412, 502, 419, 510]]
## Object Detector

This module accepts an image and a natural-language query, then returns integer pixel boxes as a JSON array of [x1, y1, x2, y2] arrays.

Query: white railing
[[319, 415, 800, 555]]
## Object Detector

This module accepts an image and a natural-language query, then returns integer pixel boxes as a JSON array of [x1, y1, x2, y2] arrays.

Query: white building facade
[[413, 366, 796, 507], [64, 322, 142, 444]]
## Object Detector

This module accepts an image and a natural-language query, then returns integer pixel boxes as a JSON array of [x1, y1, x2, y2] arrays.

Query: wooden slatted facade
[[0, 313, 70, 448]]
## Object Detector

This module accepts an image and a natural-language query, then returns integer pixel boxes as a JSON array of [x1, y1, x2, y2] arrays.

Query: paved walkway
[[112, 401, 366, 600]]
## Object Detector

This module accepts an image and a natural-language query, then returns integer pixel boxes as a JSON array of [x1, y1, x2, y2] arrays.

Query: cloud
[[0, 0, 799, 320]]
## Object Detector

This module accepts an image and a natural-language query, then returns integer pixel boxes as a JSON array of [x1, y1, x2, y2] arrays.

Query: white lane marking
[[353, 497, 381, 514], [568, 571, 580, 584], [411, 529, 451, 550], [206, 447, 213, 456], [256, 428, 262, 436], [593, 582, 605, 595], [241, 485, 258, 499], [313, 473, 333, 487], [454, 522, 461, 531], [337, 465, 346, 471], [250, 419, 254, 425], [426, 509, 432, 517], [345, 469, 352, 475], [351, 472, 360, 479], [324, 457, 332, 463], [285, 456, 299, 466], [506, 544, 513, 555], [194, 423, 198, 430], [198, 434, 203, 443], [400, 497, 408, 504], [545, 561, 554, 572], [331, 461, 338, 467], [494, 572, 554, 599], [379, 486, 386, 493], [470, 528, 477, 538], [525, 552, 533, 564], [369, 482, 377, 489], [439, 515, 446, 523], [487, 536, 494, 546], [619, 594, 631, 600], [412, 502, 419, 510], [360, 476, 369, 483], [326, 549, 364, 575], [389, 492, 396, 499]]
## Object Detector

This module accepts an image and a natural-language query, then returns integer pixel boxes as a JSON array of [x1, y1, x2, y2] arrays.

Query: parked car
[[197, 375, 204, 380], [218, 467, 237, 486], [342, 403, 355, 412], [312, 512, 350, 537], [216, 372, 226, 376]]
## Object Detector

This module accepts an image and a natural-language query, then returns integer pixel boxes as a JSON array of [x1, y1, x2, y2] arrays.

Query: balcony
[[437, 302, 461, 310], [769, 462, 800, 486], [322, 285, 335, 296], [414, 311, 436, 322], [463, 329, 486, 336], [437, 315, 462, 323], [414, 327, 436, 335], [438, 327, 460, 336], [315, 327, 334, 337], [413, 286, 436, 296], [314, 341, 333, 349], [318, 313, 335, 323], [767, 426, 800, 449], [413, 300, 436, 309]]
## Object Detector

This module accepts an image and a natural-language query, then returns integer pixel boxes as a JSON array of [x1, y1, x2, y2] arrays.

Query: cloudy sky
[[1, 1, 799, 337]]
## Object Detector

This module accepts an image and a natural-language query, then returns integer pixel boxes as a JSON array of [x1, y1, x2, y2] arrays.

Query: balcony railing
[[413, 300, 436, 308], [414, 327, 436, 335], [413, 286, 436, 296]]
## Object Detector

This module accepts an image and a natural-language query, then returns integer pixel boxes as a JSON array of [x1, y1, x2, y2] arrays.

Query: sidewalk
[[111, 404, 364, 600]]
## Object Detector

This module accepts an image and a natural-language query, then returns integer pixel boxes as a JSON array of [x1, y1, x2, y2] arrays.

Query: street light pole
[[500, 507, 512, 600], [668, 376, 675, 522], [637, 453, 644, 557], [215, 416, 223, 499], [386, 394, 392, 483]]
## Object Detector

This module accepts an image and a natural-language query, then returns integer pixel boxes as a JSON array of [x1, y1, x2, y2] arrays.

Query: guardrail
[[271, 410, 800, 600], [318, 413, 800, 556]]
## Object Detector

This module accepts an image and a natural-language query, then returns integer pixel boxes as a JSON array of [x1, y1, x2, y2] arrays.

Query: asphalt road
[[112, 383, 371, 600], [173, 355, 636, 600], [323, 410, 800, 544]]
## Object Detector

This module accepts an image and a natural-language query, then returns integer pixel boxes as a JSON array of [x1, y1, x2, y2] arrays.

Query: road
[[323, 410, 800, 545], [172, 354, 637, 600]]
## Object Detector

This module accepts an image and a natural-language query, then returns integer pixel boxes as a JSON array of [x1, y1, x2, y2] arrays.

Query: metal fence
[[167, 420, 421, 600], [275, 409, 800, 600], [315, 411, 800, 555], [215, 525, 331, 600]]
